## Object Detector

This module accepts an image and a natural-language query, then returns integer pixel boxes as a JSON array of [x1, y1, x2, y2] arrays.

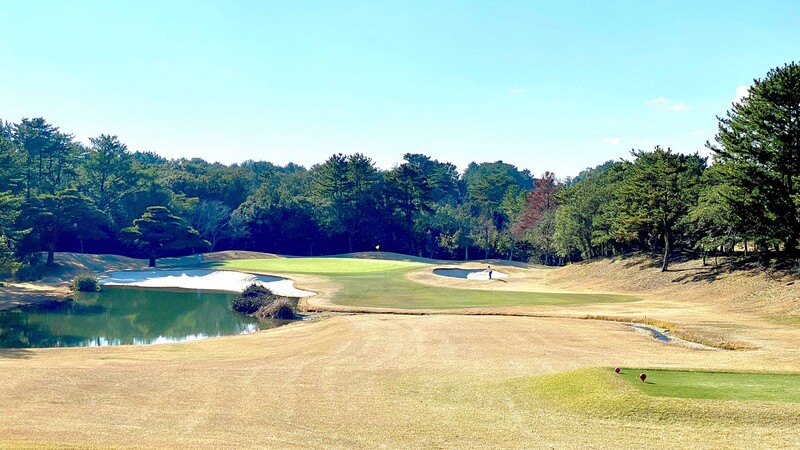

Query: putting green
[[620, 369, 800, 402], [217, 257, 427, 274]]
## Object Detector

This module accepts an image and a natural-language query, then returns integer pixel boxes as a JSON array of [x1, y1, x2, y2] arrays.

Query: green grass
[[517, 367, 800, 426], [620, 368, 800, 402], [217, 256, 636, 309], [332, 272, 635, 309], [216, 257, 427, 275]]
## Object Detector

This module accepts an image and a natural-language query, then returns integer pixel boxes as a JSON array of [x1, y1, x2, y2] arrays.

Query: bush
[[14, 263, 42, 282], [241, 283, 275, 299], [254, 297, 298, 320], [232, 283, 298, 319], [72, 274, 100, 292], [231, 295, 263, 314]]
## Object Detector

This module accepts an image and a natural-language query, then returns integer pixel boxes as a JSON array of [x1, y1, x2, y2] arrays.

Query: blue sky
[[1, 1, 799, 178]]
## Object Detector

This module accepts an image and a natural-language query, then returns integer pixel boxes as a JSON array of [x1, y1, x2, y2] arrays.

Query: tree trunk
[[80, 237, 84, 254], [149, 255, 156, 267], [786, 235, 799, 256], [661, 230, 670, 272], [46, 246, 55, 266]]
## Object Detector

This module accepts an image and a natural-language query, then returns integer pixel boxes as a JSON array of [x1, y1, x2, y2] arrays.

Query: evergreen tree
[[616, 147, 706, 271], [708, 62, 800, 253], [121, 206, 208, 267]]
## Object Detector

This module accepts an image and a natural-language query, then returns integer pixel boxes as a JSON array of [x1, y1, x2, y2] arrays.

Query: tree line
[[1, 63, 798, 273]]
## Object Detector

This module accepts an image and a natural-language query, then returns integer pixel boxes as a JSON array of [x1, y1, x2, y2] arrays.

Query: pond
[[0, 287, 285, 348]]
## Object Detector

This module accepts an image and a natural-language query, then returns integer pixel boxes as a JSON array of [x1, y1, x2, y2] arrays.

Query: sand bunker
[[433, 268, 508, 281], [100, 270, 315, 297]]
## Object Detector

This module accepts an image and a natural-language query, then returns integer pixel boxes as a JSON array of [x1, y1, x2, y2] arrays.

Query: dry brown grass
[[580, 314, 758, 351], [2, 314, 799, 449], [3, 252, 800, 448], [546, 254, 800, 320]]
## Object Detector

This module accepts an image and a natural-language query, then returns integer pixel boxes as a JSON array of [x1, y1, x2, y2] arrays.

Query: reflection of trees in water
[[0, 288, 272, 348], [0, 309, 86, 348]]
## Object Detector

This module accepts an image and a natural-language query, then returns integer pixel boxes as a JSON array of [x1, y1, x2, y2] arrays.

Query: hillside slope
[[544, 254, 800, 320]]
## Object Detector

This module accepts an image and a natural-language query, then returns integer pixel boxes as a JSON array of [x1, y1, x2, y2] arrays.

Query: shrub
[[72, 274, 100, 292], [254, 297, 298, 320], [14, 263, 42, 281], [232, 283, 298, 319], [241, 283, 274, 299], [231, 296, 263, 314]]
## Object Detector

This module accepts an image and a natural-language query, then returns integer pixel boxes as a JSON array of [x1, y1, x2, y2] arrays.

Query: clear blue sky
[[1, 1, 799, 178]]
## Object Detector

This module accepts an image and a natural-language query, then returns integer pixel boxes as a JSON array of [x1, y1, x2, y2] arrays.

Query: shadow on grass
[[0, 348, 34, 359], [671, 268, 724, 283]]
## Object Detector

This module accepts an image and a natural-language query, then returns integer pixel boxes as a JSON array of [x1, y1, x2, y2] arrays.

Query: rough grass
[[620, 368, 800, 402], [581, 314, 757, 350]]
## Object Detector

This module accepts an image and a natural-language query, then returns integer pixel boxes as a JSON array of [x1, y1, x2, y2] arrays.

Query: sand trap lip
[[99, 270, 315, 297], [432, 268, 508, 280]]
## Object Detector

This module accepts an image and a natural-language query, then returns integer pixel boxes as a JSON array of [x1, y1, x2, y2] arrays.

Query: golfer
[[487, 265, 493, 280]]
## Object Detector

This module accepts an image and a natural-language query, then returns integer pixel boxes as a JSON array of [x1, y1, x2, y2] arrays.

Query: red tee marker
[[640, 373, 647, 382], [614, 367, 621, 373]]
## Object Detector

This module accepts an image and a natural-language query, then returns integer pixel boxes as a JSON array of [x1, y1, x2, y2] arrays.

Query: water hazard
[[0, 287, 285, 348]]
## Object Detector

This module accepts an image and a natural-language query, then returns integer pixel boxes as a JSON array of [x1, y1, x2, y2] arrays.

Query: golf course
[[1, 251, 799, 448]]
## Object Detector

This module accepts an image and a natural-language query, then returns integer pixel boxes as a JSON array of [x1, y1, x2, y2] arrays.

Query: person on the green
[[487, 265, 493, 280]]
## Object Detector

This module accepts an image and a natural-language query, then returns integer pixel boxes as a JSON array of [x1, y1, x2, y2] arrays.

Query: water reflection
[[0, 287, 282, 348]]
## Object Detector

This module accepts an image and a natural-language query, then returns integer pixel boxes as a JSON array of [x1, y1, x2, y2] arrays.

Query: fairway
[[217, 256, 636, 309], [331, 272, 635, 309], [217, 257, 427, 274], [621, 369, 800, 402]]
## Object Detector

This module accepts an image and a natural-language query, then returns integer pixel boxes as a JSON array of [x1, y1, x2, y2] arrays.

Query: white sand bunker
[[99, 270, 315, 297], [432, 268, 508, 281]]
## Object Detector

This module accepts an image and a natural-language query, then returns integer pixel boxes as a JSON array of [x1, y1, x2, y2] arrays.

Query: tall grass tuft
[[72, 274, 100, 292]]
